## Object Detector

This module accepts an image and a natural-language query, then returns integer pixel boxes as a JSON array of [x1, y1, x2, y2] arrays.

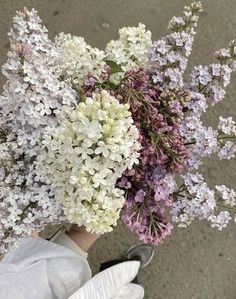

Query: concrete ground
[[1, 0, 236, 298]]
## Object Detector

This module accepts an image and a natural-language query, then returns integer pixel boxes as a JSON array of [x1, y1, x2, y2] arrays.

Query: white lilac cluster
[[55, 33, 106, 86], [0, 8, 77, 253], [55, 24, 152, 85], [105, 23, 152, 75], [149, 2, 203, 89], [36, 90, 141, 234], [171, 174, 236, 230]]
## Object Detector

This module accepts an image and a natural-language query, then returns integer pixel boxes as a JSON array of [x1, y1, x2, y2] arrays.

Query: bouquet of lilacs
[[1, 2, 236, 254]]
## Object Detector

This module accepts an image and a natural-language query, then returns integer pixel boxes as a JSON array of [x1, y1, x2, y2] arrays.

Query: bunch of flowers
[[1, 2, 236, 253]]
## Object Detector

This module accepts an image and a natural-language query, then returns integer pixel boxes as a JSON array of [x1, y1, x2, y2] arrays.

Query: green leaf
[[104, 59, 123, 74], [106, 81, 118, 90]]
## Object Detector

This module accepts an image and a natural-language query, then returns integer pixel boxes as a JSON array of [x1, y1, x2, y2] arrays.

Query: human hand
[[66, 225, 101, 252]]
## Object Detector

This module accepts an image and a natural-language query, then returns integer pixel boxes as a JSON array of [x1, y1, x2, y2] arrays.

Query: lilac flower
[[123, 197, 173, 245], [134, 190, 146, 203], [149, 2, 203, 89], [189, 40, 236, 107]]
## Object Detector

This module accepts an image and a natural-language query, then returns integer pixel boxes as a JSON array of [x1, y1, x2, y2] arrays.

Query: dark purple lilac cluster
[[115, 68, 189, 244]]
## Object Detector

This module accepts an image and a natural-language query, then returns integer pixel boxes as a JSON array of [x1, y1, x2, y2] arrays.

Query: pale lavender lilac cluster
[[0, 9, 76, 253], [170, 39, 236, 230], [149, 2, 202, 90]]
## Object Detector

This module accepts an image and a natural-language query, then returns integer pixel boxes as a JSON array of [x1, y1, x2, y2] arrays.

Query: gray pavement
[[1, 1, 236, 298]]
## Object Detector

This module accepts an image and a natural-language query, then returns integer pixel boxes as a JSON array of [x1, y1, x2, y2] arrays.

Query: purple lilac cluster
[[115, 68, 189, 244]]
